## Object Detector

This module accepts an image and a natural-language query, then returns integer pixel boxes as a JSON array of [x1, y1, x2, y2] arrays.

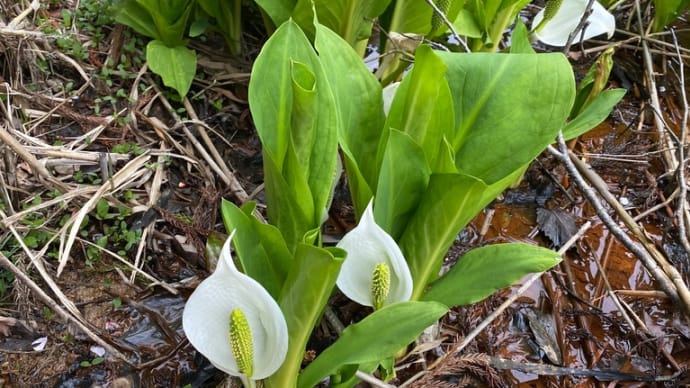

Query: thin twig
[[562, 0, 597, 53], [669, 29, 690, 256], [635, 0, 678, 170], [549, 135, 690, 315]]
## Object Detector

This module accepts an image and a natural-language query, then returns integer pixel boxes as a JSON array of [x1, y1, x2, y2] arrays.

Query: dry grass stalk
[[58, 152, 151, 276]]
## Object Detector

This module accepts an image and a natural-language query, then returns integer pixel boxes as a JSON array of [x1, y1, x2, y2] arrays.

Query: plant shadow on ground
[[1, 0, 690, 387]]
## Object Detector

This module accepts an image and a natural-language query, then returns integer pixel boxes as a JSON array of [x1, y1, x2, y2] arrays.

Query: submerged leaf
[[536, 208, 578, 248]]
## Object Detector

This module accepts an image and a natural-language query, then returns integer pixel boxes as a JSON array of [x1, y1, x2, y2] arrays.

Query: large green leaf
[[423, 243, 561, 306], [249, 20, 339, 245], [219, 199, 291, 299], [297, 301, 448, 388], [293, 0, 393, 53], [399, 173, 491, 300], [385, 0, 434, 34], [437, 51, 575, 184], [314, 23, 385, 214], [562, 89, 626, 140], [374, 129, 430, 240], [250, 21, 317, 171], [266, 244, 344, 388], [146, 40, 196, 98], [262, 150, 313, 252], [383, 45, 454, 171], [115, 0, 159, 40]]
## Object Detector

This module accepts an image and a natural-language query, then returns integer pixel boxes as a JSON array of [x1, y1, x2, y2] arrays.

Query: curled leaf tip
[[229, 308, 254, 378], [371, 262, 391, 310]]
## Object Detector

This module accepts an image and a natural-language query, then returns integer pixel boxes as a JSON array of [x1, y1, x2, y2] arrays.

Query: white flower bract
[[336, 200, 413, 308], [532, 0, 615, 47], [182, 232, 288, 381]]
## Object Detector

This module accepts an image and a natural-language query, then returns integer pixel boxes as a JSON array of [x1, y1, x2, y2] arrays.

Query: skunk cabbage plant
[[183, 233, 288, 387]]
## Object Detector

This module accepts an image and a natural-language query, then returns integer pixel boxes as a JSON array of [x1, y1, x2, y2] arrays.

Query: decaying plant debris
[[2, 0, 690, 386]]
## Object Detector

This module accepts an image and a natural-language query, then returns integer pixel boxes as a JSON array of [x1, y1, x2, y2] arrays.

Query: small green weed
[[80, 357, 104, 368]]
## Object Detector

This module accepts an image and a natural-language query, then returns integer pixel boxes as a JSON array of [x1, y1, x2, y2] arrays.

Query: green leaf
[[146, 40, 196, 98], [437, 51, 575, 184], [254, 0, 298, 27], [115, 0, 159, 40], [452, 9, 482, 38], [652, 0, 690, 31], [423, 243, 561, 306], [266, 244, 344, 388], [562, 89, 626, 140], [96, 199, 109, 219], [293, 0, 393, 53], [249, 20, 339, 244], [383, 45, 454, 171], [509, 18, 535, 54], [297, 301, 448, 388], [399, 173, 491, 300], [385, 0, 435, 34], [571, 48, 615, 117], [136, 0, 194, 46], [374, 129, 430, 240], [314, 23, 385, 213], [197, 0, 242, 54], [220, 199, 292, 298]]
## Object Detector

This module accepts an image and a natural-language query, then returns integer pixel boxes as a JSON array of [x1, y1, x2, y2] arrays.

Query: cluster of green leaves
[[210, 13, 628, 385], [40, 0, 118, 61], [115, 0, 197, 98], [114, 0, 243, 98], [0, 186, 140, 275]]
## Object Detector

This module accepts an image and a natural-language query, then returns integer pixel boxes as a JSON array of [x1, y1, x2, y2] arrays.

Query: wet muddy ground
[[2, 2, 690, 387]]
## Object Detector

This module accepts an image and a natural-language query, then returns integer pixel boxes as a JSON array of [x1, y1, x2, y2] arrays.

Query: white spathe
[[336, 200, 413, 307], [182, 232, 288, 381], [382, 82, 400, 116], [532, 0, 615, 47]]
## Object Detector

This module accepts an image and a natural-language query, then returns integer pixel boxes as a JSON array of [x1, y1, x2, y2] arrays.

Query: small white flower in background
[[182, 232, 288, 386], [90, 345, 106, 357], [532, 0, 615, 47], [32, 336, 47, 351], [336, 200, 413, 310], [382, 82, 400, 116]]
